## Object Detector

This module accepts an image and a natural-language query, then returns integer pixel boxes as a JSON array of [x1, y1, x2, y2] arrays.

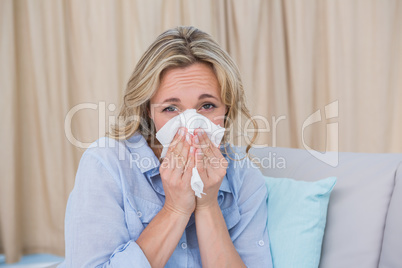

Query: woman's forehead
[[153, 63, 221, 101]]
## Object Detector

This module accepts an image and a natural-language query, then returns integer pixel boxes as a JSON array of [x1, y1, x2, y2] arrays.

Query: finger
[[180, 130, 192, 158], [170, 128, 188, 177], [196, 129, 226, 176], [166, 127, 185, 160], [163, 129, 184, 180], [193, 128, 206, 150], [200, 130, 222, 157], [173, 128, 186, 159], [195, 129, 216, 159], [161, 128, 183, 172], [182, 146, 195, 185], [195, 148, 206, 175], [180, 131, 193, 172]]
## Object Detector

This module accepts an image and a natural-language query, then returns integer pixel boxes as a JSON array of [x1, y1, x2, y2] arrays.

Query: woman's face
[[149, 62, 228, 134]]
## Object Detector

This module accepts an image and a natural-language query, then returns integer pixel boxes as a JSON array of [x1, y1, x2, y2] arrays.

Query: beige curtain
[[1, 0, 401, 263]]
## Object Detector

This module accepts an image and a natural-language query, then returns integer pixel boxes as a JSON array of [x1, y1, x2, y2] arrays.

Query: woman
[[60, 26, 272, 267]]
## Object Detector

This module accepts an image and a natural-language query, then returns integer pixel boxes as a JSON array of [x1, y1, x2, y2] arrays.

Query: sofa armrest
[[379, 161, 402, 267], [249, 146, 402, 268]]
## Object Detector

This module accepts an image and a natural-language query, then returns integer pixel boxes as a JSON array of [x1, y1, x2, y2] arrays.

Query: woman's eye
[[201, 103, 216, 110], [162, 106, 177, 112]]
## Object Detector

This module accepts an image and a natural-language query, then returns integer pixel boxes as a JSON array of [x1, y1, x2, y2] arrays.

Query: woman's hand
[[160, 127, 196, 217], [193, 128, 229, 210]]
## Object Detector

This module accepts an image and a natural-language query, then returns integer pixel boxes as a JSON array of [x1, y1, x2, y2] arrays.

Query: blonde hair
[[107, 26, 259, 160]]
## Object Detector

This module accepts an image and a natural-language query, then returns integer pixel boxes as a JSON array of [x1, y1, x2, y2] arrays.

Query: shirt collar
[[126, 132, 232, 195], [125, 132, 161, 174]]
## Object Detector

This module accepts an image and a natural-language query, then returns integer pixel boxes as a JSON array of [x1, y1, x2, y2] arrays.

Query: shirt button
[[181, 242, 187, 249], [258, 240, 265, 246], [137, 211, 142, 217]]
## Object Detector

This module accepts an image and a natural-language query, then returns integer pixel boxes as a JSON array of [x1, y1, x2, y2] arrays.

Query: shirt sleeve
[[229, 157, 273, 268], [62, 150, 151, 268]]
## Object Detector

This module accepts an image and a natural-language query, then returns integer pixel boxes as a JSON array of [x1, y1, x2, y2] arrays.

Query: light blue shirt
[[58, 133, 273, 267]]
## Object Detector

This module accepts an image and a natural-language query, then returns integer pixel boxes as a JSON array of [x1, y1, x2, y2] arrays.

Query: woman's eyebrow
[[162, 94, 218, 104], [162, 97, 181, 103], [199, 93, 218, 101]]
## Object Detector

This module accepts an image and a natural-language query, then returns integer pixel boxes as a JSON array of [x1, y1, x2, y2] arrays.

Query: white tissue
[[155, 109, 225, 198]]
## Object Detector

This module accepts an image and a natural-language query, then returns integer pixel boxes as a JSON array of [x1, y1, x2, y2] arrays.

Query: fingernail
[[190, 146, 194, 153], [179, 128, 184, 137], [194, 135, 199, 144], [186, 133, 191, 144]]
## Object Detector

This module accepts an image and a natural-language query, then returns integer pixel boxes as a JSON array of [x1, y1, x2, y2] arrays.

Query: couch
[[249, 146, 402, 268], [47, 146, 402, 268]]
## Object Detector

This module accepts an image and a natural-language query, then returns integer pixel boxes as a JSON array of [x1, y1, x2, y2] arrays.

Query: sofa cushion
[[249, 147, 402, 268], [264, 176, 336, 268]]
